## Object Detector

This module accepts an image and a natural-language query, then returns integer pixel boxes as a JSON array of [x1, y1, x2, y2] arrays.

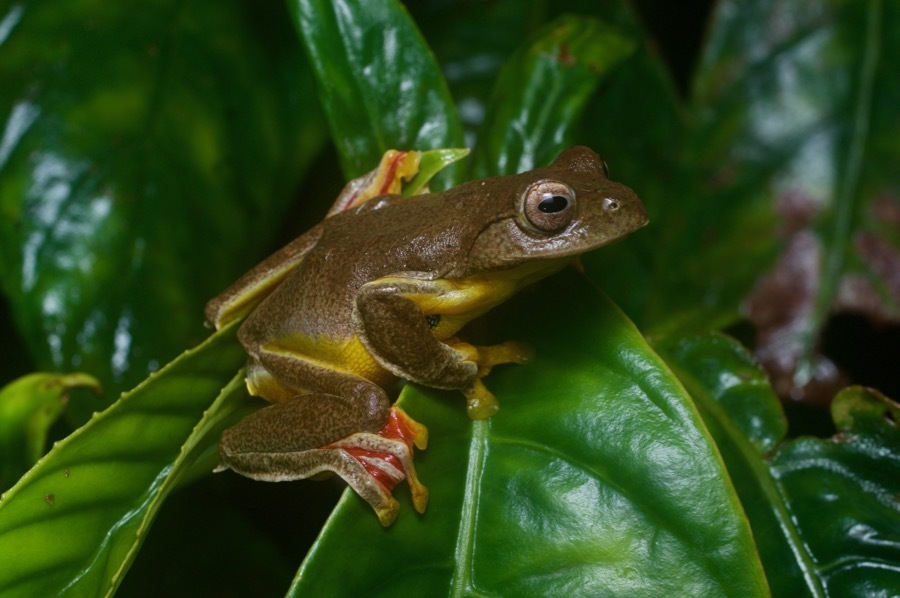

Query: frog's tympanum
[[206, 146, 647, 525]]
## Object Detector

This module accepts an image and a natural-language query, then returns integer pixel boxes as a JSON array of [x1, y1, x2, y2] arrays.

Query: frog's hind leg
[[246, 346, 392, 434], [220, 349, 428, 526], [219, 394, 428, 526]]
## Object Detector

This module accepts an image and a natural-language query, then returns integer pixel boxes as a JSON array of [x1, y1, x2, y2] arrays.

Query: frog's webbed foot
[[446, 339, 533, 419], [323, 406, 428, 526], [218, 403, 427, 527]]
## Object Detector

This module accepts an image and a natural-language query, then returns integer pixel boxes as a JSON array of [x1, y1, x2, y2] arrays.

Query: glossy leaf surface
[[0, 372, 100, 490], [0, 0, 897, 594], [472, 15, 635, 178], [771, 387, 900, 594], [289, 0, 465, 184], [661, 334, 900, 594], [401, 148, 470, 198], [0, 325, 246, 597], [289, 274, 768, 596], [587, 0, 900, 375], [658, 333, 814, 595], [0, 0, 325, 409]]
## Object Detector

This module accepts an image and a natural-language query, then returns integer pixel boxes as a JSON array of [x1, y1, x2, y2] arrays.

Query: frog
[[205, 146, 647, 526]]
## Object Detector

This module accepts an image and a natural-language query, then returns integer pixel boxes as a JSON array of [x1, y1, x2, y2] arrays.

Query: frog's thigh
[[223, 440, 394, 512], [354, 277, 477, 389], [251, 345, 391, 433], [221, 391, 382, 459]]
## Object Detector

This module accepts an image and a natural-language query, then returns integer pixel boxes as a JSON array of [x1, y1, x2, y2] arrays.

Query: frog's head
[[467, 146, 648, 273]]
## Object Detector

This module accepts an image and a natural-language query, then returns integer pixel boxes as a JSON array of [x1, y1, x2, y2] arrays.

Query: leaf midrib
[[808, 0, 882, 349], [450, 419, 488, 598]]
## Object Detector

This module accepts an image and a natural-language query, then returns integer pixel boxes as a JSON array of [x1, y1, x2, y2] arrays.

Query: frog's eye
[[522, 181, 576, 233]]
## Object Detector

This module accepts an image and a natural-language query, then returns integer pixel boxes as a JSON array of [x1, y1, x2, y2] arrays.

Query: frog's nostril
[[603, 197, 620, 212]]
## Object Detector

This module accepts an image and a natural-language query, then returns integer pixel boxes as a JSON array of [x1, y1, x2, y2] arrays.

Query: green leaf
[[0, 324, 247, 597], [657, 333, 814, 595], [288, 273, 768, 596], [0, 0, 325, 411], [645, 0, 900, 394], [289, 0, 465, 184], [472, 15, 636, 178], [659, 333, 900, 594], [409, 0, 545, 143], [771, 387, 900, 594], [0, 372, 100, 490], [655, 333, 786, 459], [401, 148, 470, 198]]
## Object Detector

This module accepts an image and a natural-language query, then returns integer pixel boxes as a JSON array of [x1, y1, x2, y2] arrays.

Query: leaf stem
[[806, 0, 881, 377]]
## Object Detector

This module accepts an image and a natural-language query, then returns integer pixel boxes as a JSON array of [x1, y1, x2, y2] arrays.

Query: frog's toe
[[478, 340, 534, 369], [324, 406, 429, 522], [463, 378, 500, 420]]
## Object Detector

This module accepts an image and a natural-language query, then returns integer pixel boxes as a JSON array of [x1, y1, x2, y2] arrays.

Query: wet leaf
[[2, 0, 895, 594], [288, 273, 768, 596], [289, 0, 465, 185], [0, 372, 100, 490], [401, 148, 470, 198], [660, 333, 900, 594], [0, 324, 247, 597], [658, 333, 811, 594], [472, 15, 636, 178], [771, 387, 900, 594], [690, 0, 900, 399], [0, 0, 325, 412]]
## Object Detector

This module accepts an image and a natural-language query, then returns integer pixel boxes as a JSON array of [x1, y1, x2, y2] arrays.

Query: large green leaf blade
[[0, 0, 325, 409], [289, 273, 768, 595], [289, 0, 465, 184], [472, 15, 636, 178], [0, 325, 246, 597]]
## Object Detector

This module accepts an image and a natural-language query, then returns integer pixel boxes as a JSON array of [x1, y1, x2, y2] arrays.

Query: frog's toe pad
[[463, 378, 500, 420]]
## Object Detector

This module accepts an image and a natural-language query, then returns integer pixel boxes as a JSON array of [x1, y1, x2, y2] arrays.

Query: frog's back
[[241, 191, 482, 345]]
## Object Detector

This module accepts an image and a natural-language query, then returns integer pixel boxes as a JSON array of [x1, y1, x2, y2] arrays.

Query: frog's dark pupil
[[426, 314, 441, 328], [538, 195, 569, 213]]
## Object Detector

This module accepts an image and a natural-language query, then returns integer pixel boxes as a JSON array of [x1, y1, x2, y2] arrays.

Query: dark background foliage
[[0, 0, 718, 395], [1, 0, 897, 595]]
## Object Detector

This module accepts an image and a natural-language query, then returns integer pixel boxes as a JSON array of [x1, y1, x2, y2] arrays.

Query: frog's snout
[[605, 185, 648, 232]]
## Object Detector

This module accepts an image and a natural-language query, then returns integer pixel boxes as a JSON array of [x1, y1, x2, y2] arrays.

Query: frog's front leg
[[355, 275, 530, 418], [354, 276, 479, 389], [218, 347, 427, 526], [444, 338, 532, 419]]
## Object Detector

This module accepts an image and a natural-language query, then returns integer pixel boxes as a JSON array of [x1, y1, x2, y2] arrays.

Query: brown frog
[[205, 146, 647, 525]]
